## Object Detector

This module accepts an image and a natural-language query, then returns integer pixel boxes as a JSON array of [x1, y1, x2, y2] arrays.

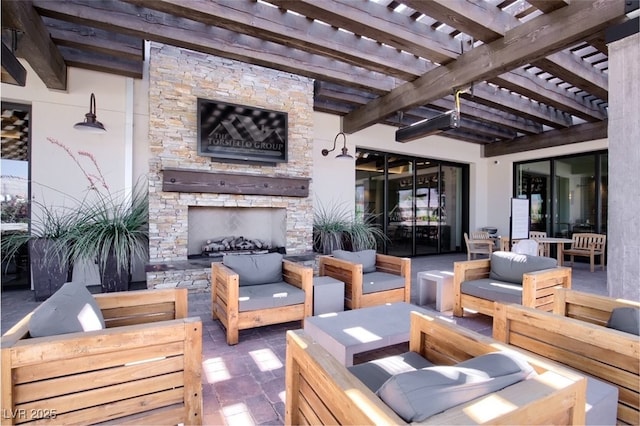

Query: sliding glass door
[[356, 149, 466, 257], [1, 103, 31, 289], [515, 151, 608, 239]]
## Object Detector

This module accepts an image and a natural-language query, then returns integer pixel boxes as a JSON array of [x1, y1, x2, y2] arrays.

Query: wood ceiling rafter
[[1, 0, 66, 90], [341, 0, 625, 134], [1, 0, 626, 157]]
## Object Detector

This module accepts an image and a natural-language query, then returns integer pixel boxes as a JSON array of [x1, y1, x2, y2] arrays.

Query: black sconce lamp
[[74, 93, 106, 133], [322, 132, 353, 160]]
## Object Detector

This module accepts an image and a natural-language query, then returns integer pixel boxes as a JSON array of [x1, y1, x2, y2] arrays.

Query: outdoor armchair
[[318, 249, 410, 310], [211, 252, 313, 345]]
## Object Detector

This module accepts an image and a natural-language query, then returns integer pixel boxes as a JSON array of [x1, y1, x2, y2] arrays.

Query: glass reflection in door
[[386, 156, 414, 257]]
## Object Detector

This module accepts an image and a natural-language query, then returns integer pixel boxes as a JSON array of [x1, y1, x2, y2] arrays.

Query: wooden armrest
[[95, 288, 189, 319], [213, 262, 237, 280], [375, 253, 409, 276], [524, 266, 571, 280], [282, 259, 313, 292], [318, 255, 362, 283]]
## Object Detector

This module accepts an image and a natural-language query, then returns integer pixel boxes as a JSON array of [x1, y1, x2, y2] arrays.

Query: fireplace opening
[[188, 206, 287, 258]]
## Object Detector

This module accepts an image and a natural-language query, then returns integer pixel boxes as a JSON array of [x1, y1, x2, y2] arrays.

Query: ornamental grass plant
[[59, 179, 149, 291], [3, 137, 149, 293], [313, 202, 387, 254]]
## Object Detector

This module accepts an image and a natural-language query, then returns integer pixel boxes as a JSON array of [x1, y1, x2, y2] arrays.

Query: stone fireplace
[[145, 43, 315, 290]]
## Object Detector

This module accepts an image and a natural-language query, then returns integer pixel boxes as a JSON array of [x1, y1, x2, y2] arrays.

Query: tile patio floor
[[1, 253, 608, 425]]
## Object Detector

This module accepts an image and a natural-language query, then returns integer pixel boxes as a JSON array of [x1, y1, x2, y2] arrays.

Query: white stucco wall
[[1, 60, 150, 282]]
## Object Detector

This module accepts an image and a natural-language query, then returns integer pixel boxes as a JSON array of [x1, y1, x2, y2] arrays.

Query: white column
[[607, 32, 640, 301]]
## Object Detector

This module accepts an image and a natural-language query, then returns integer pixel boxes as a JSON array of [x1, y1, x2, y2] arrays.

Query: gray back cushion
[[29, 281, 106, 337], [333, 249, 377, 273], [606, 307, 640, 336], [489, 251, 557, 284], [223, 252, 283, 286], [377, 351, 535, 422]]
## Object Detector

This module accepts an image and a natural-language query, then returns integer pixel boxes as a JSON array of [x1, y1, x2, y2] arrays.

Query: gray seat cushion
[[606, 307, 640, 335], [348, 351, 434, 393], [238, 281, 305, 312], [361, 271, 405, 294], [460, 278, 523, 304], [29, 281, 106, 337], [376, 351, 536, 422], [333, 249, 377, 273], [223, 252, 283, 286], [489, 251, 557, 284]]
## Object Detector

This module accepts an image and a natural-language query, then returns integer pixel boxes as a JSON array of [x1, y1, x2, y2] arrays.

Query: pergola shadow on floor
[[1, 253, 607, 425]]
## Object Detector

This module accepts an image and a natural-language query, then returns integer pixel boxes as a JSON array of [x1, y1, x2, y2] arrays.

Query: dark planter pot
[[29, 239, 71, 301], [313, 230, 347, 254], [99, 251, 130, 293]]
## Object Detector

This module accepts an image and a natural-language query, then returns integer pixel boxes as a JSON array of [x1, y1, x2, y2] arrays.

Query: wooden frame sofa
[[286, 310, 587, 425], [318, 250, 410, 310], [453, 251, 572, 317], [212, 252, 313, 345], [1, 287, 202, 425], [493, 289, 640, 425]]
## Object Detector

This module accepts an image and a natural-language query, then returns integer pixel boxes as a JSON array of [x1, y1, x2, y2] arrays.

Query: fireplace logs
[[202, 236, 273, 255]]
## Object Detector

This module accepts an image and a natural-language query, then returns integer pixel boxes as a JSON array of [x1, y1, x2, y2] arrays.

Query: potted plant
[[346, 213, 388, 251], [313, 203, 350, 254], [61, 179, 149, 293], [1, 201, 79, 300], [313, 203, 387, 254]]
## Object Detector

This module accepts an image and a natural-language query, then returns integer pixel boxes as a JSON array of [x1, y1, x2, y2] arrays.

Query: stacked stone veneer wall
[[146, 43, 314, 290]]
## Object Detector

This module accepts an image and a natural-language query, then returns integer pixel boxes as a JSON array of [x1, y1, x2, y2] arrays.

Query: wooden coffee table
[[303, 302, 430, 366]]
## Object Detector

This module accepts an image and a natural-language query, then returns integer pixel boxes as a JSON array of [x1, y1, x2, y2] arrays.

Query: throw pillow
[[223, 252, 283, 286], [489, 251, 557, 284], [332, 249, 377, 273], [606, 307, 640, 335], [377, 351, 535, 422], [29, 281, 106, 337]]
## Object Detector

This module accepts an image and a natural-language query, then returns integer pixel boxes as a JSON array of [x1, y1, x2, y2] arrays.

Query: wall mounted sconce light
[[322, 132, 353, 160], [74, 93, 106, 133]]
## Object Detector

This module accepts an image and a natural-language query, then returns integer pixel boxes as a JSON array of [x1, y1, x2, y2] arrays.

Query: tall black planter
[[99, 251, 130, 293], [29, 239, 71, 301]]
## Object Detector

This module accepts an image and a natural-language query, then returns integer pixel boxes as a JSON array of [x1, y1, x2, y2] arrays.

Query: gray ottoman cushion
[[238, 282, 305, 312], [348, 351, 434, 393], [606, 307, 640, 335], [361, 272, 406, 294], [460, 278, 523, 304], [223, 252, 283, 286], [377, 351, 535, 422], [333, 249, 377, 273], [29, 281, 106, 337], [489, 251, 557, 284]]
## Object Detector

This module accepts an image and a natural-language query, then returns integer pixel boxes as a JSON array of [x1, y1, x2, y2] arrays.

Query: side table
[[417, 270, 454, 312], [312, 276, 344, 315]]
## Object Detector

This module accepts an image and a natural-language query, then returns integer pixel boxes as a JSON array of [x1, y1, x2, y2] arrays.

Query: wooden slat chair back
[[463, 232, 495, 261], [563, 233, 606, 272], [470, 231, 491, 240], [528, 231, 549, 256]]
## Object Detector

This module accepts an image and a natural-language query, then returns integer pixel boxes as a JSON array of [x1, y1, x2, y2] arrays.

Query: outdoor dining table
[[534, 237, 573, 265]]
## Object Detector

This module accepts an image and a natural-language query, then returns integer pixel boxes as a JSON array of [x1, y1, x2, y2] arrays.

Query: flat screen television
[[197, 98, 288, 164]]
